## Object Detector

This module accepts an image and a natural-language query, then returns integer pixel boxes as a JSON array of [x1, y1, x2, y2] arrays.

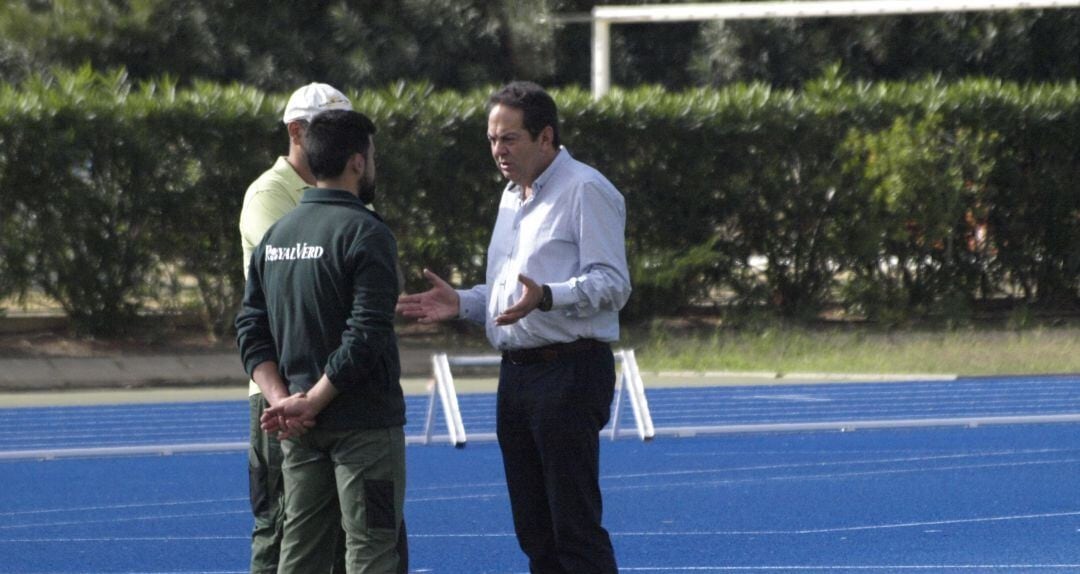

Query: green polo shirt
[[239, 157, 309, 396], [240, 156, 310, 272]]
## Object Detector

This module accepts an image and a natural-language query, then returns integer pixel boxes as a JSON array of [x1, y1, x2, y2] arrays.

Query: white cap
[[282, 83, 353, 124]]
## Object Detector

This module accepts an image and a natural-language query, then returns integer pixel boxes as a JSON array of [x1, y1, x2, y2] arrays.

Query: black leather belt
[[502, 339, 610, 365]]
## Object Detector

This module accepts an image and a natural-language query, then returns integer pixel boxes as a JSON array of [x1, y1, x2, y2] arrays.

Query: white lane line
[[0, 497, 247, 518], [612, 509, 1080, 536], [604, 457, 1080, 491], [0, 509, 247, 530], [733, 394, 832, 403], [614, 566, 1080, 571], [0, 536, 247, 542], [604, 448, 1079, 480]]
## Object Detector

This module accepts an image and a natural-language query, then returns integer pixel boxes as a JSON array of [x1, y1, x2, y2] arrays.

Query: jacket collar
[[300, 188, 383, 220]]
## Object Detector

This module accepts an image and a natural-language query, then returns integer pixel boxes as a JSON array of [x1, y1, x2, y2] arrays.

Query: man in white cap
[[241, 83, 354, 274], [239, 83, 356, 574]]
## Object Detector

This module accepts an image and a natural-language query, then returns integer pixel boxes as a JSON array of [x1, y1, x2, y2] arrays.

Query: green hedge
[[1, 68, 1077, 335]]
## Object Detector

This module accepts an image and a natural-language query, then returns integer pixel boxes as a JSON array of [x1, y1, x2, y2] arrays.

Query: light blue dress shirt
[[457, 148, 632, 350]]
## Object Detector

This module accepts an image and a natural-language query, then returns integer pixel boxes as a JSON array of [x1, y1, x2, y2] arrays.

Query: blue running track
[[2, 374, 1079, 573]]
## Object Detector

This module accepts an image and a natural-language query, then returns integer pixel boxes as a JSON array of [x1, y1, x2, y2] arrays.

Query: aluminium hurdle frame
[[420, 348, 655, 447]]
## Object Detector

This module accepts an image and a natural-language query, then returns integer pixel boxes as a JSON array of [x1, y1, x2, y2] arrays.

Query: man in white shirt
[[397, 81, 630, 574]]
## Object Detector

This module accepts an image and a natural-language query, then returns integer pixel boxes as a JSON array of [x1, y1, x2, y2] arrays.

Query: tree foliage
[[692, 9, 1080, 88], [2, 1, 1078, 90], [0, 0, 560, 91]]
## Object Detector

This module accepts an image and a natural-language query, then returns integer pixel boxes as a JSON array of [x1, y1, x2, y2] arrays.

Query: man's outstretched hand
[[396, 269, 460, 324], [495, 274, 544, 326]]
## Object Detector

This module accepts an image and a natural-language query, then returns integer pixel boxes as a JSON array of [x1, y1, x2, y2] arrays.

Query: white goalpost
[[584, 0, 1080, 98]]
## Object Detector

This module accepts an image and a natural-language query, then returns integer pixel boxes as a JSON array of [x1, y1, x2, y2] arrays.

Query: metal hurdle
[[419, 348, 655, 447]]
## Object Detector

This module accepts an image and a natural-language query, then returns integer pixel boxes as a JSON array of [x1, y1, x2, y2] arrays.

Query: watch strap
[[539, 284, 553, 312]]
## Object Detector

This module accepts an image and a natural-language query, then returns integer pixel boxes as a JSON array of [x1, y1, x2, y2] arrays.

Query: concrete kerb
[[0, 354, 245, 392], [0, 347, 443, 392], [0, 350, 957, 395]]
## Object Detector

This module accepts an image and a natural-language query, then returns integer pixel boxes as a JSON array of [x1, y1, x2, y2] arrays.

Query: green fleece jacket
[[236, 187, 405, 430]]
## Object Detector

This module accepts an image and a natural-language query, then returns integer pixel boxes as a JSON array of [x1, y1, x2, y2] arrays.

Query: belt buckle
[[506, 350, 528, 366]]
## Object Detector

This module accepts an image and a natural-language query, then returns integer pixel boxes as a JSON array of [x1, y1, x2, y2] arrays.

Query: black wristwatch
[[538, 284, 553, 312]]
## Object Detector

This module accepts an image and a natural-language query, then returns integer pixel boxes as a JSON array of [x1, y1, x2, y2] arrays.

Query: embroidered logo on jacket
[[265, 243, 324, 262]]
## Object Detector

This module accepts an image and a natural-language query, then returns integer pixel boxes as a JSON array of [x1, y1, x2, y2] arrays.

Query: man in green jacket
[[238, 82, 353, 574], [237, 109, 406, 574]]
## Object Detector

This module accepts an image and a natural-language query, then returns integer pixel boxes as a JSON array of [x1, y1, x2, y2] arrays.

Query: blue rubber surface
[[644, 375, 1080, 428], [2, 375, 1080, 572], [4, 375, 1080, 451], [2, 424, 1080, 572]]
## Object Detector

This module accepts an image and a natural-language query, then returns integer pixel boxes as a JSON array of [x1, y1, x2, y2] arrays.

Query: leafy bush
[[1, 70, 1077, 336], [840, 114, 1000, 321], [0, 69, 176, 335]]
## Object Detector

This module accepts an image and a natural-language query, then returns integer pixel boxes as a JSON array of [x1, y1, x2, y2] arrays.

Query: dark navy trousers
[[496, 345, 619, 574]]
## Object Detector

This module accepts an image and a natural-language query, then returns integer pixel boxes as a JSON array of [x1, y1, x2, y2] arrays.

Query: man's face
[[356, 138, 377, 204], [487, 104, 551, 187]]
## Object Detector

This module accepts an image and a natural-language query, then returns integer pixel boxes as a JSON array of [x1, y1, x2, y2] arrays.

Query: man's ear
[[351, 152, 367, 177], [287, 121, 305, 145], [539, 125, 555, 149]]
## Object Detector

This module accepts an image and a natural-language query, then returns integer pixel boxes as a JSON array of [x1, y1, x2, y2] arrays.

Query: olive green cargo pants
[[279, 426, 406, 574]]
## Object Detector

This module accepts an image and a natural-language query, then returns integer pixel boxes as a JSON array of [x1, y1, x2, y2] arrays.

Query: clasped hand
[[261, 392, 318, 440]]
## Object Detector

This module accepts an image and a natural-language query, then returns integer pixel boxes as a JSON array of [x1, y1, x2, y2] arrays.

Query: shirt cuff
[[456, 289, 486, 324], [548, 283, 577, 310]]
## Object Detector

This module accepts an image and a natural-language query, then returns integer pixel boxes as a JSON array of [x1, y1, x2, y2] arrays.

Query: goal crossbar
[[587, 0, 1080, 97]]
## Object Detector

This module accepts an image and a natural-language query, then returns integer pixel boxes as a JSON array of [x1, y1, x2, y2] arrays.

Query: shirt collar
[[508, 147, 570, 199], [273, 156, 309, 193]]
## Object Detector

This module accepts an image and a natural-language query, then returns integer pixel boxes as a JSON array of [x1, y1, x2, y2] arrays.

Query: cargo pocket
[[249, 447, 270, 516], [364, 479, 396, 530]]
